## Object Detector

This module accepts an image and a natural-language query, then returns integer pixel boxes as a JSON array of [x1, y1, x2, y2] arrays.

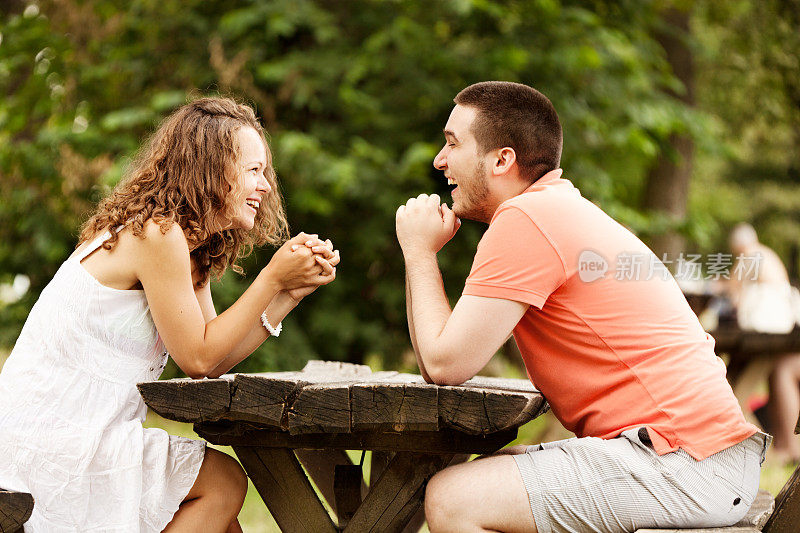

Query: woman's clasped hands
[[266, 232, 340, 301]]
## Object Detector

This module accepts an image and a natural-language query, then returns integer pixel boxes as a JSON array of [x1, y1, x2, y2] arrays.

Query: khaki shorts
[[512, 429, 770, 533]]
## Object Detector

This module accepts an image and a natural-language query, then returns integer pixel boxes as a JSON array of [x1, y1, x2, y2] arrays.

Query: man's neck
[[489, 179, 534, 211]]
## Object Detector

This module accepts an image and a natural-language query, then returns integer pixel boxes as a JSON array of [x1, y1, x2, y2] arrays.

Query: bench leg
[[0, 490, 34, 533], [763, 462, 800, 533]]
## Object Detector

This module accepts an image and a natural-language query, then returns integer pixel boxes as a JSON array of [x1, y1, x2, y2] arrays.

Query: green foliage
[[2, 0, 797, 372], [690, 0, 800, 259]]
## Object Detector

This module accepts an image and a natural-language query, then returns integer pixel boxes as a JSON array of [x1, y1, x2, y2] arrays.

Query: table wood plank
[[461, 375, 538, 393], [343, 452, 451, 533], [302, 360, 374, 375], [137, 378, 230, 424], [233, 446, 337, 533], [438, 385, 547, 435], [289, 383, 352, 434], [352, 382, 438, 432], [229, 374, 300, 428]]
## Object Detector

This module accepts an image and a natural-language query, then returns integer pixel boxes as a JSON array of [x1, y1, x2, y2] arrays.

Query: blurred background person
[[727, 223, 800, 465]]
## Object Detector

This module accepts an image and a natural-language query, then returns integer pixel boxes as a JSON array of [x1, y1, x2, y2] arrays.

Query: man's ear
[[492, 147, 517, 176]]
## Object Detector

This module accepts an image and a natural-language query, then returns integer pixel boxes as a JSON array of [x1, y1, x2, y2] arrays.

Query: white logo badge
[[578, 250, 608, 283]]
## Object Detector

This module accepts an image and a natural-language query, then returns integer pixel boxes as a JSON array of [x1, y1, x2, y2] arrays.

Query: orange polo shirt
[[463, 171, 757, 460]]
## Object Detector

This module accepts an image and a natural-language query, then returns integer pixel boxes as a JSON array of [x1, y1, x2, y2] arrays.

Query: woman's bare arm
[[136, 222, 330, 377]]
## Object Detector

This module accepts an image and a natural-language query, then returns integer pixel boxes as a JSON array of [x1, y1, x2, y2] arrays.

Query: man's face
[[433, 105, 493, 223]]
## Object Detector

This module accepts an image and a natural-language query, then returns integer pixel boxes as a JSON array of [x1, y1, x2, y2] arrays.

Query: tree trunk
[[641, 7, 695, 259]]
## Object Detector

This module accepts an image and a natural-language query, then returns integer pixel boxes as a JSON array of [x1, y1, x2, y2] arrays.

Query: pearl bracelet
[[260, 311, 283, 337]]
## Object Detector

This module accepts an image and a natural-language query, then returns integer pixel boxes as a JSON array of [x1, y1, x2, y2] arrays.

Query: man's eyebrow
[[443, 129, 459, 141]]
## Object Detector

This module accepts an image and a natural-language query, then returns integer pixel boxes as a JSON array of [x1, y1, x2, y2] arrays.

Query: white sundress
[[0, 229, 206, 532]]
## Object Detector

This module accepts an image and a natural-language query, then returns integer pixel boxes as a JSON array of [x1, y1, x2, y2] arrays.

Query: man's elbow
[[424, 360, 468, 386]]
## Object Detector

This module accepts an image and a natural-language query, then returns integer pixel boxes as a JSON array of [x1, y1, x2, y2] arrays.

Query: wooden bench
[[637, 413, 800, 533], [0, 489, 33, 533]]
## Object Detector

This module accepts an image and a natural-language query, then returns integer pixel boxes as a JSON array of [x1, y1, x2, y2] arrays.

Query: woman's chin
[[229, 217, 255, 231]]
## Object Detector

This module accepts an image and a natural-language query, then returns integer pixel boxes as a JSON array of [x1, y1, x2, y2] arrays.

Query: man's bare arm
[[405, 270, 432, 382], [405, 252, 526, 384], [397, 193, 527, 385]]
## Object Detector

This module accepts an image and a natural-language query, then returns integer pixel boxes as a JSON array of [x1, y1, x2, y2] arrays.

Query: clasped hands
[[396, 193, 461, 256], [268, 232, 340, 301]]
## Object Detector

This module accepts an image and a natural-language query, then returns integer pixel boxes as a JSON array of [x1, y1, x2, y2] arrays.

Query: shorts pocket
[[710, 444, 752, 517], [711, 444, 745, 489]]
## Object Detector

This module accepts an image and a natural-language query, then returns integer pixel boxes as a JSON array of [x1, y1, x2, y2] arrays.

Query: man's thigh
[[425, 454, 536, 533], [511, 430, 764, 533]]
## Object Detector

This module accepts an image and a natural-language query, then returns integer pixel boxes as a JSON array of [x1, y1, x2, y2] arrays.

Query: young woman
[[0, 97, 339, 532]]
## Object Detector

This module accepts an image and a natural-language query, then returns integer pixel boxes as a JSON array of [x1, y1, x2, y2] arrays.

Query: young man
[[395, 81, 768, 533]]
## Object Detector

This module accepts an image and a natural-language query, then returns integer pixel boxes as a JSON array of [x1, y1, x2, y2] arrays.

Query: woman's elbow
[[183, 363, 211, 380], [174, 352, 218, 380]]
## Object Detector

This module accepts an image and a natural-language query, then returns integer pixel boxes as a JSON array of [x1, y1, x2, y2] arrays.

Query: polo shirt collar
[[522, 168, 564, 194]]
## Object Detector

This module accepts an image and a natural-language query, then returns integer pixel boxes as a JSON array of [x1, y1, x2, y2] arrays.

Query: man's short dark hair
[[454, 81, 562, 183]]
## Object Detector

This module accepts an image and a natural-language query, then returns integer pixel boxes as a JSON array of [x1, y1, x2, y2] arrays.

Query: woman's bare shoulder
[[132, 219, 189, 250]]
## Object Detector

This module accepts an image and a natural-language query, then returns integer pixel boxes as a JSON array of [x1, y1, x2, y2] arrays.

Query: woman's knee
[[205, 448, 248, 506]]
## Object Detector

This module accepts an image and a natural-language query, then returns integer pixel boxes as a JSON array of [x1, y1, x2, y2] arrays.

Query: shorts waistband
[[740, 431, 771, 464], [622, 427, 771, 464]]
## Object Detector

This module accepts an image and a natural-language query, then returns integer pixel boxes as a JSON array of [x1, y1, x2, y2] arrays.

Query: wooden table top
[[138, 361, 548, 438]]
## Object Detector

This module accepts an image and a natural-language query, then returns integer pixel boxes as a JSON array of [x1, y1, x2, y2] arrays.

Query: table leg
[[729, 357, 774, 423], [369, 450, 392, 488], [344, 452, 452, 533], [295, 449, 367, 514], [371, 451, 429, 533], [233, 446, 337, 533]]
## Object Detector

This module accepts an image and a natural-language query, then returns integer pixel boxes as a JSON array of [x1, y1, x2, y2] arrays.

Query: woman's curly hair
[[79, 97, 289, 286]]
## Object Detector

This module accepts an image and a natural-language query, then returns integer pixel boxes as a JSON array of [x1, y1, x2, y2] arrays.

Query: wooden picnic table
[[137, 361, 548, 533]]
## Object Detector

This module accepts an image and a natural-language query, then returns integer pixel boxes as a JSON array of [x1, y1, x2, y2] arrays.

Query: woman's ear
[[492, 147, 517, 176]]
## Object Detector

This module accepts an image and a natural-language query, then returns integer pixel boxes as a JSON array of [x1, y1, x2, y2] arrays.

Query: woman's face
[[229, 126, 272, 231]]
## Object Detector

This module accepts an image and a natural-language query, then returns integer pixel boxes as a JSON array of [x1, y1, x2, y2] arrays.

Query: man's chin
[[452, 203, 473, 221], [453, 203, 492, 224]]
